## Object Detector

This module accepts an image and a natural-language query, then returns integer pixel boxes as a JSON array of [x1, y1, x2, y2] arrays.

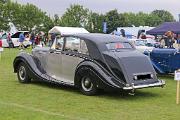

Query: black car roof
[[71, 33, 129, 45]]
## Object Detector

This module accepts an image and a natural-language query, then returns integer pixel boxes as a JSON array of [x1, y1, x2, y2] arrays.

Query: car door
[[61, 37, 85, 83], [45, 36, 64, 82]]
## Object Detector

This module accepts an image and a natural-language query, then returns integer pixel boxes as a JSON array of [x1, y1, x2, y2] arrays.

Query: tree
[[105, 9, 122, 33], [145, 14, 163, 27], [19, 3, 49, 31], [60, 4, 90, 29], [151, 10, 175, 22], [121, 12, 136, 27], [54, 14, 59, 26], [0, 2, 177, 33], [0, 1, 53, 32], [0, 0, 7, 4], [88, 12, 105, 33]]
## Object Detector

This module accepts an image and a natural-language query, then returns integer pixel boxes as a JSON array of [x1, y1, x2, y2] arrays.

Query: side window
[[80, 40, 89, 55], [64, 37, 89, 55], [55, 36, 64, 50], [65, 37, 80, 52]]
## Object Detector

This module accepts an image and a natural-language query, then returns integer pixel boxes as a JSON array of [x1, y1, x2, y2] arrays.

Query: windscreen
[[106, 42, 133, 50], [135, 40, 146, 46]]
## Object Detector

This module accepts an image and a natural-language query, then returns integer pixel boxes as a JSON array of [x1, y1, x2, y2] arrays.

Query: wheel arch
[[13, 56, 28, 73], [13, 52, 42, 80], [74, 60, 121, 89]]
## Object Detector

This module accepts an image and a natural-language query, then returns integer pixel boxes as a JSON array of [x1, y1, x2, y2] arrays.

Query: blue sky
[[13, 0, 180, 20]]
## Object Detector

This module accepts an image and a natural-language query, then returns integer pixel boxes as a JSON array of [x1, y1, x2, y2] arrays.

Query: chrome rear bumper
[[123, 80, 165, 90]]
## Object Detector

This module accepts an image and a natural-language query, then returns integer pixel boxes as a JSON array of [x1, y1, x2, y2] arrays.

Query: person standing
[[30, 32, 35, 48], [19, 32, 25, 50], [164, 31, 174, 48], [51, 33, 56, 45], [7, 33, 14, 48], [177, 34, 180, 49], [48, 34, 52, 47], [35, 34, 40, 46], [39, 32, 46, 47], [159, 37, 165, 48]]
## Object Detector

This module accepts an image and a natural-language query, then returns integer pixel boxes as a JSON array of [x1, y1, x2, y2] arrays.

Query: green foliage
[[88, 12, 105, 33], [102, 10, 174, 33], [0, 0, 53, 32], [145, 14, 163, 27], [0, 0, 7, 4], [0, 1, 176, 33], [105, 9, 121, 33], [151, 10, 175, 22], [60, 4, 90, 29]]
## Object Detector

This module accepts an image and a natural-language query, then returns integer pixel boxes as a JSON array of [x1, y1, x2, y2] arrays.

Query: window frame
[[55, 36, 65, 51], [63, 36, 89, 55]]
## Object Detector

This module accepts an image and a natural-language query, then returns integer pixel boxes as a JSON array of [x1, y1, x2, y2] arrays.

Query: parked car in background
[[129, 39, 155, 53], [144, 48, 180, 74], [2, 31, 31, 48], [13, 33, 165, 95]]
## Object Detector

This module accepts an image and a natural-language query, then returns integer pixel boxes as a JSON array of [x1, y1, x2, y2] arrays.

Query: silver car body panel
[[46, 52, 63, 81], [61, 54, 84, 83], [46, 53, 83, 84], [33, 48, 84, 84]]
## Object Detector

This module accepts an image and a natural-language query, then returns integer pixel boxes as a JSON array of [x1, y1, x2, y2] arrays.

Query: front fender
[[75, 60, 125, 89], [13, 52, 43, 79]]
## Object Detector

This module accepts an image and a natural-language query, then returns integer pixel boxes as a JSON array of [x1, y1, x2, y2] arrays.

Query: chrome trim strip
[[123, 80, 165, 90]]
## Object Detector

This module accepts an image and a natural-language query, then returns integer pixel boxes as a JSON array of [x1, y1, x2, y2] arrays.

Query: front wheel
[[17, 62, 31, 83], [80, 75, 97, 96]]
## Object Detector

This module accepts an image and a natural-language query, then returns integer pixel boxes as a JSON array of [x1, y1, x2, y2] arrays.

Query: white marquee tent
[[48, 26, 89, 35]]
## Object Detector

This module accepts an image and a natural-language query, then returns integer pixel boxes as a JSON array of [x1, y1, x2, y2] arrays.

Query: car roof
[[71, 33, 128, 45]]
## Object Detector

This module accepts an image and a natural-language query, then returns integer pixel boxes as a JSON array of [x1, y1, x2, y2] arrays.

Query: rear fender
[[75, 60, 125, 89]]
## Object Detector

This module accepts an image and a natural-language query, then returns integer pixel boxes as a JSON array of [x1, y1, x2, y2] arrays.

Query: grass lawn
[[0, 48, 179, 120]]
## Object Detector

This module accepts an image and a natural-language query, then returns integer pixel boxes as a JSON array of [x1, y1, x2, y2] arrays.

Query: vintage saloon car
[[13, 33, 165, 95]]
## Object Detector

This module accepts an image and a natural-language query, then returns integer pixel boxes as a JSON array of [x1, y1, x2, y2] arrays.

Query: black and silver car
[[13, 33, 165, 95]]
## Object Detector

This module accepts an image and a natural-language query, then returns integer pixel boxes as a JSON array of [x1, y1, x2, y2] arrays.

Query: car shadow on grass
[[30, 80, 161, 100], [31, 80, 80, 94], [101, 90, 161, 100]]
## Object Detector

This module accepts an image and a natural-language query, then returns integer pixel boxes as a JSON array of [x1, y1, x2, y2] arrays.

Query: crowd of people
[[159, 31, 180, 49], [1, 29, 180, 50], [0, 31, 56, 50], [29, 32, 56, 49]]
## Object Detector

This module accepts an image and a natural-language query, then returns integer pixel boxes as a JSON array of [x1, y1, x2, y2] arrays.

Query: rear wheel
[[79, 71, 98, 96], [17, 62, 31, 83]]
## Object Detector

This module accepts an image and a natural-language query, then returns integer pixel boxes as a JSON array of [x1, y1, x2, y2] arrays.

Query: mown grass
[[0, 48, 179, 120]]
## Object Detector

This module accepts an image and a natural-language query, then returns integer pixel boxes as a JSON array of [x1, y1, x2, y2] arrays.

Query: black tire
[[79, 69, 98, 96], [17, 62, 31, 83]]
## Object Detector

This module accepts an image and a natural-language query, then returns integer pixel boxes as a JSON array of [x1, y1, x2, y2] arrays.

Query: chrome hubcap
[[81, 77, 93, 92], [19, 66, 26, 81]]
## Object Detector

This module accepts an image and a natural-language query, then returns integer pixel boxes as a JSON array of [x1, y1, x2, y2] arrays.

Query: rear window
[[106, 42, 133, 50]]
